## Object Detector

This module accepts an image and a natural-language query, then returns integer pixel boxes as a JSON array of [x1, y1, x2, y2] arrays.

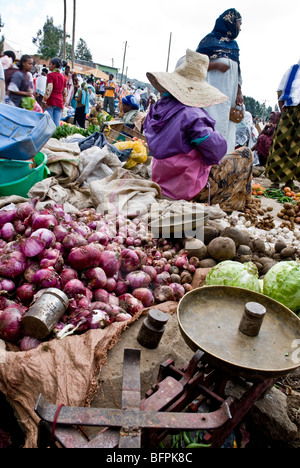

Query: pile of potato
[[277, 201, 300, 229]]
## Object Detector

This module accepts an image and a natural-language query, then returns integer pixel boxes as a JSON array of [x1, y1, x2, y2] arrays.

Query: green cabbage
[[263, 261, 300, 314], [205, 261, 260, 292]]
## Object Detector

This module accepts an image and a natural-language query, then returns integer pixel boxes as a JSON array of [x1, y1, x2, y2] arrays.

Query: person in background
[[42, 57, 67, 126], [7, 54, 34, 108], [235, 109, 258, 149], [251, 111, 280, 166], [103, 74, 116, 117], [99, 79, 106, 97], [88, 101, 103, 126], [35, 68, 48, 106], [140, 87, 149, 111], [196, 8, 243, 154], [74, 81, 90, 128], [121, 94, 146, 132], [266, 61, 300, 190], [0, 59, 5, 103], [70, 73, 79, 110]]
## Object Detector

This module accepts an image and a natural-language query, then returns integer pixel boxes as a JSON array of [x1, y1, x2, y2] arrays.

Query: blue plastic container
[[0, 104, 56, 160]]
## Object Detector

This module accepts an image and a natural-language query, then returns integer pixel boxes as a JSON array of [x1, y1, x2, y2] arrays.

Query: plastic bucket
[[0, 152, 49, 198], [0, 159, 34, 184]]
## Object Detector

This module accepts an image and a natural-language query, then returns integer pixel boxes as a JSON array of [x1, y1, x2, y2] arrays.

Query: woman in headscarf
[[196, 8, 243, 153], [74, 81, 90, 128], [265, 61, 300, 189], [252, 111, 280, 166], [121, 94, 146, 132]]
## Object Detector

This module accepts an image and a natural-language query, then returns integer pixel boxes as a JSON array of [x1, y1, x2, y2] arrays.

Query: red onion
[[0, 278, 15, 293], [99, 250, 121, 277], [175, 254, 189, 269], [93, 288, 110, 304], [120, 249, 141, 273], [20, 336, 41, 351], [22, 236, 46, 258], [114, 280, 128, 296], [53, 225, 70, 242], [89, 310, 110, 329], [118, 293, 144, 315], [0, 208, 17, 226], [1, 223, 16, 242], [16, 201, 36, 220], [0, 306, 22, 342], [24, 261, 40, 283], [68, 244, 103, 270], [85, 267, 107, 290], [63, 233, 88, 250], [40, 249, 64, 271], [32, 268, 60, 289], [169, 283, 185, 300], [60, 267, 78, 288], [63, 279, 86, 297], [115, 313, 132, 322], [153, 285, 175, 303], [141, 265, 157, 281], [14, 219, 26, 235], [0, 251, 26, 278], [105, 277, 116, 292], [153, 271, 171, 286], [132, 288, 154, 307], [16, 283, 35, 305], [91, 301, 113, 315], [88, 231, 109, 245], [31, 213, 58, 231], [189, 257, 200, 268], [126, 270, 151, 289]]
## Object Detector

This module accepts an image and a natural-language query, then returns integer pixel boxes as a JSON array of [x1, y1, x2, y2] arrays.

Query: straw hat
[[146, 49, 228, 108]]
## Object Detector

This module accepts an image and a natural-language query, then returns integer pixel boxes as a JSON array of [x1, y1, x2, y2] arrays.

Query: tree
[[75, 38, 93, 62], [33, 17, 65, 60], [244, 96, 273, 120]]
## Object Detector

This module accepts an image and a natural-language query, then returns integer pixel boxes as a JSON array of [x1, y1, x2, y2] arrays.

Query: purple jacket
[[143, 95, 227, 200]]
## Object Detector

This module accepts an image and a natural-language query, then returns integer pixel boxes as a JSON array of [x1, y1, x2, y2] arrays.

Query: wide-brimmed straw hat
[[146, 49, 228, 108]]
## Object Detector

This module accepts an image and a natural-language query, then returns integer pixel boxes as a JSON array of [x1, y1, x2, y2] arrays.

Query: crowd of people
[[0, 7, 299, 207]]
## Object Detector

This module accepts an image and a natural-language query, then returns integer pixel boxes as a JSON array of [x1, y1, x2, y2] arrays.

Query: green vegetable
[[263, 189, 295, 204], [263, 261, 300, 314], [52, 124, 100, 140], [205, 261, 261, 292]]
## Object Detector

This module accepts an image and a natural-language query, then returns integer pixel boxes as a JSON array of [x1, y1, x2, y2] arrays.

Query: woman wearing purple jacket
[[144, 50, 253, 213]]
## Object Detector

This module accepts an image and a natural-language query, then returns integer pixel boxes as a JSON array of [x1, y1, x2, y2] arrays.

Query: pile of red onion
[[0, 200, 197, 349]]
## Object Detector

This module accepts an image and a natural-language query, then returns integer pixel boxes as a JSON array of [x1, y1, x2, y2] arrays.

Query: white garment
[[36, 75, 47, 96], [204, 57, 242, 154], [277, 62, 300, 107]]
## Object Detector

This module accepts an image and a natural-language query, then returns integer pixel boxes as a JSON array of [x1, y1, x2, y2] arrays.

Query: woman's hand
[[208, 61, 230, 73], [236, 85, 243, 106]]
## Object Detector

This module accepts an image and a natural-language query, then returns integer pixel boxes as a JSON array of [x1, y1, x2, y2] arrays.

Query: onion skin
[[0, 251, 26, 279], [132, 288, 154, 307], [63, 279, 86, 298], [118, 293, 144, 315], [20, 336, 41, 351]]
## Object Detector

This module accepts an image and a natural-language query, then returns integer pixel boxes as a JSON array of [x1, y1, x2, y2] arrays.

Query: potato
[[184, 238, 207, 260], [207, 237, 236, 261], [198, 258, 217, 268]]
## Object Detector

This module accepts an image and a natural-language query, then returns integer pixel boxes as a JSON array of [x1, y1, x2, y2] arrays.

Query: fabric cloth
[[236, 110, 258, 148], [47, 106, 63, 127], [265, 104, 300, 184], [45, 71, 66, 109], [122, 94, 139, 110], [196, 8, 241, 65], [194, 146, 254, 213], [144, 94, 227, 200], [278, 62, 300, 107], [103, 95, 115, 117], [35, 75, 47, 97]]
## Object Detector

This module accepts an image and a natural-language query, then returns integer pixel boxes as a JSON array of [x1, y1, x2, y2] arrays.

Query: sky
[[1, 0, 299, 109]]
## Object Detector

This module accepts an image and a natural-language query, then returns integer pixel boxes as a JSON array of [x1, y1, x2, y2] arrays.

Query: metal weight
[[21, 288, 69, 340], [137, 309, 169, 349]]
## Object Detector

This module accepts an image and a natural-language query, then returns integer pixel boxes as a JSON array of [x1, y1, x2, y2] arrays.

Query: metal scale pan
[[177, 286, 300, 381]]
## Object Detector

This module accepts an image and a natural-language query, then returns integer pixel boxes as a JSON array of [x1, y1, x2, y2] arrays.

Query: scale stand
[[35, 348, 274, 448]]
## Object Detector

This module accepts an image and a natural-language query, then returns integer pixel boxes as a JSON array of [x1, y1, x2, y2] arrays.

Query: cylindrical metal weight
[[239, 302, 266, 337], [21, 288, 69, 340], [137, 309, 169, 349]]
